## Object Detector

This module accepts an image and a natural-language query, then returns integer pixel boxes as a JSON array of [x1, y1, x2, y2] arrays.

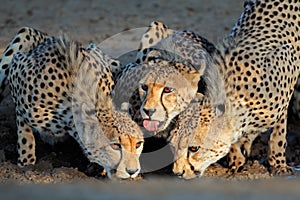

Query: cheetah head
[[169, 98, 232, 179], [75, 103, 144, 179], [70, 43, 144, 179], [137, 30, 216, 134]]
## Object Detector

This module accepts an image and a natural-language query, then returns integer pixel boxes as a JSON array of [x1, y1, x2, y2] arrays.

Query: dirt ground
[[1, 0, 300, 199]]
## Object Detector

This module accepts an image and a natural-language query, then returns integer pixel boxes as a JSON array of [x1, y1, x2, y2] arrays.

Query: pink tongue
[[143, 120, 159, 132]]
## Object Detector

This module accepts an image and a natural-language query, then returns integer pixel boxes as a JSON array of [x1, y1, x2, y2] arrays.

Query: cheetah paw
[[269, 165, 294, 176]]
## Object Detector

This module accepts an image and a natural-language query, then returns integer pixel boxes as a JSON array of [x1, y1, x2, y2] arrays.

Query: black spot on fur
[[4, 49, 13, 57]]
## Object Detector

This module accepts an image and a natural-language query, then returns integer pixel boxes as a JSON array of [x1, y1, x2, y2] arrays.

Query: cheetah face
[[107, 111, 145, 179], [92, 133, 144, 179], [83, 120, 144, 179], [171, 135, 230, 179], [169, 101, 231, 179], [74, 104, 144, 179], [139, 60, 200, 133]]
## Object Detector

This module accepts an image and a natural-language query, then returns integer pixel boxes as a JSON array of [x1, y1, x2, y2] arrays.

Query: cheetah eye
[[141, 84, 148, 92], [188, 146, 200, 153], [163, 87, 174, 93], [135, 141, 143, 149], [110, 143, 121, 150]]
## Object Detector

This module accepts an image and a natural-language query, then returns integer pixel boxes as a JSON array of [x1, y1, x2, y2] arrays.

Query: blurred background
[[0, 0, 242, 48]]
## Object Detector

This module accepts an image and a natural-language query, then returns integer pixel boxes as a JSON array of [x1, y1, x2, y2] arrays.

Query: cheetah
[[113, 21, 219, 136], [0, 27, 144, 179], [169, 0, 300, 179]]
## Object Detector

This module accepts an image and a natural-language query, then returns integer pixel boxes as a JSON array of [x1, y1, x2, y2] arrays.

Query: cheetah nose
[[143, 108, 156, 117], [174, 170, 185, 177], [126, 168, 138, 176], [194, 170, 201, 176]]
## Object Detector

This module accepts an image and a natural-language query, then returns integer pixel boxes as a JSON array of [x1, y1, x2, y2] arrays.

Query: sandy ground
[[1, 0, 300, 199]]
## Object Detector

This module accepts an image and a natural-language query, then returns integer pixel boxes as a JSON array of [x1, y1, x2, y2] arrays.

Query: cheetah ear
[[181, 70, 201, 91], [214, 103, 226, 117], [189, 48, 210, 75], [120, 102, 132, 113], [190, 93, 204, 103], [79, 103, 96, 121], [144, 49, 163, 62]]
